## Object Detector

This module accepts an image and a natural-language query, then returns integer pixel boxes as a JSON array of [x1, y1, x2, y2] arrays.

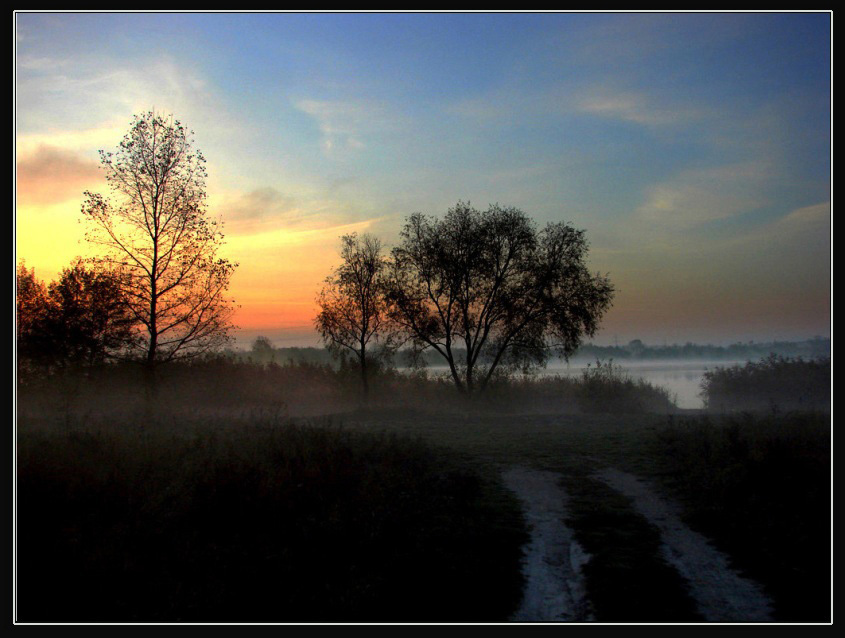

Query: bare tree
[[315, 233, 394, 402], [81, 112, 237, 383], [386, 202, 614, 397]]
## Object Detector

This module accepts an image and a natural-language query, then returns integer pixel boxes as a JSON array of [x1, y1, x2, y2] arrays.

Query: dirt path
[[501, 466, 591, 622], [594, 467, 774, 623]]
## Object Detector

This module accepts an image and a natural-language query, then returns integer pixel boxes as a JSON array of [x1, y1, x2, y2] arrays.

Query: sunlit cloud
[[16, 144, 105, 206], [16, 122, 128, 159], [217, 187, 301, 234], [16, 53, 245, 167]]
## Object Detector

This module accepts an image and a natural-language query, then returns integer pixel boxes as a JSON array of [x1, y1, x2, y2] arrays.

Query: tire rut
[[502, 466, 592, 622], [594, 467, 774, 623]]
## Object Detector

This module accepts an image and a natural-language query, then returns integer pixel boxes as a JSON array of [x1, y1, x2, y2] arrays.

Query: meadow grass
[[654, 411, 831, 622], [15, 359, 831, 623], [16, 414, 526, 622], [338, 407, 831, 622]]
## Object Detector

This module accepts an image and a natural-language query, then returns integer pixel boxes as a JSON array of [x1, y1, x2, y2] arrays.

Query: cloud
[[223, 187, 298, 222], [634, 161, 773, 230], [294, 98, 393, 154], [447, 82, 704, 133], [16, 53, 245, 163], [216, 185, 395, 242], [16, 144, 102, 205], [772, 201, 830, 232], [16, 121, 129, 158], [575, 87, 705, 128], [218, 187, 315, 235], [16, 54, 69, 71]]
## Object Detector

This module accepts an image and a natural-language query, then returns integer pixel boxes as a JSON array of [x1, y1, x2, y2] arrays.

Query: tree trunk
[[360, 346, 369, 406]]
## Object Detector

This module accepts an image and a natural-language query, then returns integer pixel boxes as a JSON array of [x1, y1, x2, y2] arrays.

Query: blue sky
[[15, 11, 831, 346]]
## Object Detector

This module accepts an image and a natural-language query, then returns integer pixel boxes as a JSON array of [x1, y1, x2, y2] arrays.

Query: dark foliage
[[17, 419, 526, 622], [655, 412, 831, 621], [16, 260, 136, 381], [385, 202, 614, 397], [700, 355, 830, 412]]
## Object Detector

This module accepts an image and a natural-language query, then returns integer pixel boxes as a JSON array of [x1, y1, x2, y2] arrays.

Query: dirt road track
[[595, 467, 774, 623], [502, 467, 592, 622], [504, 464, 775, 623]]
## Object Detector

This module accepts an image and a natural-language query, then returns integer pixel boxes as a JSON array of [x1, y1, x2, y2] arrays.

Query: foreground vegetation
[[338, 408, 830, 622], [700, 355, 830, 412], [17, 415, 525, 622], [656, 412, 830, 622], [15, 354, 830, 623]]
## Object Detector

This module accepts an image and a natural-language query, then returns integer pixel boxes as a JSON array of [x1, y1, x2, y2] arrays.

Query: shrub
[[575, 360, 676, 414], [700, 355, 830, 412]]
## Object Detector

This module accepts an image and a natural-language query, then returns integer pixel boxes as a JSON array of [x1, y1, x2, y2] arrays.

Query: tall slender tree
[[315, 233, 394, 402], [81, 112, 237, 384]]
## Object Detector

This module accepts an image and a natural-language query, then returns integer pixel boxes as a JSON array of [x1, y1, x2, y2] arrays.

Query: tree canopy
[[16, 259, 136, 377], [385, 202, 614, 396]]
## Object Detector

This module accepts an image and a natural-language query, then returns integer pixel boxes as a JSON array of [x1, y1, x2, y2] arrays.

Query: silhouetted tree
[[16, 259, 137, 377], [315, 233, 395, 402], [386, 202, 614, 397], [44, 259, 138, 368], [250, 336, 277, 365], [16, 260, 50, 377], [81, 112, 237, 386]]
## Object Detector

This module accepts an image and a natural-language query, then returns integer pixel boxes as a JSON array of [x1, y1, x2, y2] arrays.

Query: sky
[[15, 11, 831, 348]]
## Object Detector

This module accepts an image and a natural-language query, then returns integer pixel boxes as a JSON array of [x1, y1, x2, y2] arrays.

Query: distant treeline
[[569, 337, 830, 362], [233, 337, 831, 367]]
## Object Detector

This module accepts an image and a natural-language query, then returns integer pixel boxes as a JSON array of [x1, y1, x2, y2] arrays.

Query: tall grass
[[17, 355, 681, 422], [16, 416, 526, 622], [655, 412, 830, 621]]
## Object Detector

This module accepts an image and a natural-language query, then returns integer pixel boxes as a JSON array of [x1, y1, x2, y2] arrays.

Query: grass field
[[338, 406, 830, 622], [14, 360, 831, 623]]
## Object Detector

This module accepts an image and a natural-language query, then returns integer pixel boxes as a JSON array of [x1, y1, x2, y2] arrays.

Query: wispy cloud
[[575, 87, 706, 128], [16, 53, 246, 165], [447, 82, 705, 132], [727, 201, 831, 261], [221, 187, 299, 224], [773, 201, 830, 231], [634, 161, 774, 230], [215, 184, 395, 243], [294, 98, 398, 154]]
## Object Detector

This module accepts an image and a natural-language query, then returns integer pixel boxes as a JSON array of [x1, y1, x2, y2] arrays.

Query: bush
[[700, 355, 830, 412], [575, 360, 676, 414]]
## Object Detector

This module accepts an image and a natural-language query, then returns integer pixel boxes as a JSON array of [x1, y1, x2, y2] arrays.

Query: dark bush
[[700, 355, 830, 412]]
